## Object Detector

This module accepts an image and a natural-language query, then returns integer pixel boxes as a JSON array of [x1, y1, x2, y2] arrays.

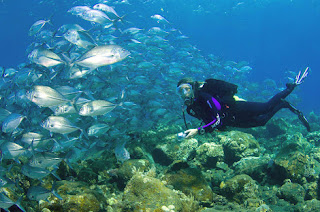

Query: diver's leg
[[229, 101, 286, 128], [252, 100, 288, 126], [265, 84, 295, 108], [254, 100, 311, 132]]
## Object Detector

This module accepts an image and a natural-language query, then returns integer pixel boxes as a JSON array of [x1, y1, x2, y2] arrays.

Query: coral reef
[[218, 131, 260, 165], [164, 168, 213, 203]]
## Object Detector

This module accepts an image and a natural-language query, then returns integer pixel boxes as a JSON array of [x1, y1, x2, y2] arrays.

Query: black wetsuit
[[186, 82, 303, 133]]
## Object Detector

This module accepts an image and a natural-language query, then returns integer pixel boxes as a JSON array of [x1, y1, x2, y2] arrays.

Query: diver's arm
[[197, 113, 221, 133], [185, 95, 221, 138], [184, 114, 220, 138]]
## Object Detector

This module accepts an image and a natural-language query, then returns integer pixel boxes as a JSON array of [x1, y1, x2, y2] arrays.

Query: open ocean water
[[0, 0, 320, 211]]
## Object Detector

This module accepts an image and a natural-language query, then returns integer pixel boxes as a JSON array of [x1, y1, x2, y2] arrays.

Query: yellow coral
[[220, 181, 226, 189]]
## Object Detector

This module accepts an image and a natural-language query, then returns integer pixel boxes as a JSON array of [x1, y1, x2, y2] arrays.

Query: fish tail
[[64, 158, 74, 170], [61, 53, 73, 65], [80, 128, 89, 140], [47, 13, 55, 26], [71, 92, 82, 113]]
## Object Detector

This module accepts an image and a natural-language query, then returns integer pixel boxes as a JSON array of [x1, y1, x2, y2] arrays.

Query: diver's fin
[[282, 100, 311, 132]]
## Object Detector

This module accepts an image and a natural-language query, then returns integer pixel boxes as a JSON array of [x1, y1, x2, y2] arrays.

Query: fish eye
[[50, 124, 54, 128]]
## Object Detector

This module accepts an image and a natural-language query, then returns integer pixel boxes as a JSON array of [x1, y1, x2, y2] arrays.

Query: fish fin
[[62, 134, 69, 140], [64, 159, 74, 170], [15, 196, 26, 212], [51, 181, 63, 200], [103, 23, 114, 29], [83, 90, 96, 101], [80, 129, 89, 140], [50, 169, 61, 181]]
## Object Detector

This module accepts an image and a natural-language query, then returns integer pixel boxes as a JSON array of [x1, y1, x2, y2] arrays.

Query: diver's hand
[[185, 128, 198, 138], [295, 67, 309, 85]]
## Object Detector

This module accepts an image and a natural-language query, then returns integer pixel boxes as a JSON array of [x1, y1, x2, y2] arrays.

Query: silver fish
[[0, 193, 25, 212], [57, 24, 86, 35], [2, 113, 25, 133], [67, 6, 91, 16], [75, 45, 130, 70], [53, 103, 77, 115], [29, 152, 62, 169], [27, 183, 62, 201], [3, 68, 18, 78], [41, 116, 81, 135], [28, 47, 64, 68], [65, 65, 93, 79], [151, 14, 170, 24], [55, 86, 82, 100], [29, 19, 50, 36], [93, 3, 120, 18], [21, 164, 60, 180], [0, 142, 27, 159], [114, 141, 130, 163], [81, 9, 112, 26], [21, 132, 43, 146], [26, 85, 70, 107], [88, 123, 110, 137], [63, 29, 96, 49], [0, 108, 11, 123], [79, 100, 118, 116]]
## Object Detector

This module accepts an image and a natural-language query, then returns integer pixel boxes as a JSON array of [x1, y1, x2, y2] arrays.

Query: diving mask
[[176, 83, 193, 98], [177, 83, 194, 105]]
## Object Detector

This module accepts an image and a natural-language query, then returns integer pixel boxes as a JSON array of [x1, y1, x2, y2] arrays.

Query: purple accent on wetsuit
[[211, 97, 221, 110], [207, 100, 212, 109], [198, 118, 217, 130]]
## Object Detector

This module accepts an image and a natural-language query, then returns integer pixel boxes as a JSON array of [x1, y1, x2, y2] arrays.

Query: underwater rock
[[199, 203, 249, 212], [220, 174, 259, 204], [296, 199, 320, 212], [272, 150, 314, 183], [218, 131, 260, 165], [243, 198, 267, 210], [77, 167, 98, 184], [280, 132, 313, 153], [117, 159, 151, 181], [305, 182, 319, 200], [266, 118, 288, 137], [277, 181, 305, 204], [40, 180, 102, 212], [306, 130, 320, 146], [164, 168, 213, 203], [232, 156, 269, 182], [122, 173, 199, 211], [166, 160, 190, 172], [195, 142, 224, 169], [152, 138, 198, 166]]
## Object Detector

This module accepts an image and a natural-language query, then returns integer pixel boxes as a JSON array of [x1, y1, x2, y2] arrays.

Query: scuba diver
[[176, 67, 311, 138]]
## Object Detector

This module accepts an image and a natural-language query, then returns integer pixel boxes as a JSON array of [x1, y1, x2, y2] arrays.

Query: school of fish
[[0, 1, 256, 209]]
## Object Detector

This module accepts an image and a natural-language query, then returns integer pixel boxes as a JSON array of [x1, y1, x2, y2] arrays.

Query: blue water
[[0, 0, 319, 112]]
